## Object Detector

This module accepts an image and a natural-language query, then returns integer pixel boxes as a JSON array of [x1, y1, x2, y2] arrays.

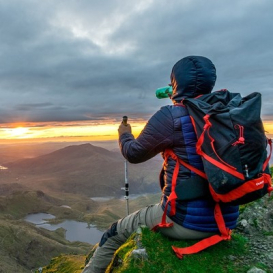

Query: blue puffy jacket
[[119, 56, 239, 232]]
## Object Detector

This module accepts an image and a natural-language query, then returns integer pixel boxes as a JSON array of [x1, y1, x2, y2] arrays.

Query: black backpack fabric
[[183, 90, 272, 205], [157, 90, 272, 259]]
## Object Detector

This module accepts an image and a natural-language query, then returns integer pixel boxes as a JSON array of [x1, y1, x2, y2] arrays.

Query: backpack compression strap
[[191, 114, 244, 180]]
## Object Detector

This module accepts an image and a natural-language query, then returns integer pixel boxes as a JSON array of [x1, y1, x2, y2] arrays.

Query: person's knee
[[99, 222, 118, 247]]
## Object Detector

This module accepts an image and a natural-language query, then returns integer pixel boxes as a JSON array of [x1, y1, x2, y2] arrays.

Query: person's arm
[[119, 106, 174, 163]]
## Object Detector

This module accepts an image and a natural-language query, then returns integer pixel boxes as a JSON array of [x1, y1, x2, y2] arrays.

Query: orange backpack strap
[[152, 149, 231, 258], [193, 114, 245, 180], [152, 150, 178, 230], [152, 149, 207, 231], [172, 203, 231, 259]]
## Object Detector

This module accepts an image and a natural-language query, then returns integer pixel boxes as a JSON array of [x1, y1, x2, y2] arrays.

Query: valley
[[0, 141, 162, 272]]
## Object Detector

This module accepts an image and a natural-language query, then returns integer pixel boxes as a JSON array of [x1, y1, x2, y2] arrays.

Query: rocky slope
[[235, 196, 273, 271]]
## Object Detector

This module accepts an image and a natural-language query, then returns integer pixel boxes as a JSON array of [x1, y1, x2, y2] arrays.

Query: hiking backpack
[[155, 90, 272, 258]]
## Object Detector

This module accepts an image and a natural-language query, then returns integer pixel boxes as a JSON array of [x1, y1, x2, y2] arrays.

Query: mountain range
[[0, 143, 162, 197]]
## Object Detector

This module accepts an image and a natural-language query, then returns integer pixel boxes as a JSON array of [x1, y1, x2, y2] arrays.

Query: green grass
[[108, 227, 250, 273], [39, 255, 86, 273], [263, 231, 273, 236], [38, 223, 273, 273], [106, 233, 138, 273]]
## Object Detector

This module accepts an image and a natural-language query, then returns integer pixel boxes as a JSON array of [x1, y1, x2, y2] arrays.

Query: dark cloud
[[15, 102, 54, 111], [0, 0, 273, 123]]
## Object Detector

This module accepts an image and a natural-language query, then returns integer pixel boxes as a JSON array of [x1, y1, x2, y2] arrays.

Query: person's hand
[[118, 122, 132, 137]]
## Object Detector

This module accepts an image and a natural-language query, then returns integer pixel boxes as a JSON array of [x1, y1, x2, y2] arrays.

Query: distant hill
[[0, 142, 77, 164], [1, 143, 162, 197], [0, 141, 119, 164]]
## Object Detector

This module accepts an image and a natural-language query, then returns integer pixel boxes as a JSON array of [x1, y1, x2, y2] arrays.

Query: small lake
[[25, 213, 104, 245]]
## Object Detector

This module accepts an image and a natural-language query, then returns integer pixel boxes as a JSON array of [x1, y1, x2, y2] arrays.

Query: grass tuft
[[39, 255, 86, 273]]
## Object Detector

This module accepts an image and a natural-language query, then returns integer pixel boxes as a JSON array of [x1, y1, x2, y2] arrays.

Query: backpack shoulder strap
[[152, 149, 207, 231], [152, 149, 232, 257]]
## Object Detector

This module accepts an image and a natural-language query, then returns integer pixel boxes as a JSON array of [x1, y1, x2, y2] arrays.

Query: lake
[[24, 213, 104, 245]]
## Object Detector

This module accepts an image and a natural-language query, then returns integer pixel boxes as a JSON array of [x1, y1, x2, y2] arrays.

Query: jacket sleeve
[[119, 106, 174, 163]]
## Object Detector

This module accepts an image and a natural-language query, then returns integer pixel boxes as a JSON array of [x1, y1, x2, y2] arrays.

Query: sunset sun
[[6, 127, 29, 138]]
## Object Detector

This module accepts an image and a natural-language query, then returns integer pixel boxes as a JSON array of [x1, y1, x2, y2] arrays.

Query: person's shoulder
[[149, 105, 187, 122], [150, 105, 185, 122], [159, 104, 178, 112], [147, 105, 173, 123], [159, 104, 187, 115], [160, 104, 172, 110], [153, 105, 173, 117]]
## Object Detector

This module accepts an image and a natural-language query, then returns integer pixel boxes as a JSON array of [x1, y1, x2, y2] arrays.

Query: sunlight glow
[[1, 119, 272, 144], [264, 122, 273, 133], [4, 127, 30, 138], [0, 121, 146, 143]]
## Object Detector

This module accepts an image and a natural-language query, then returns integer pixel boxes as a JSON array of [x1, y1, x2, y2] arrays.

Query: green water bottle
[[155, 86, 173, 99]]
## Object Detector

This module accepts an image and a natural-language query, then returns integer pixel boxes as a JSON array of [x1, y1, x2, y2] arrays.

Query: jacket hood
[[170, 56, 216, 101]]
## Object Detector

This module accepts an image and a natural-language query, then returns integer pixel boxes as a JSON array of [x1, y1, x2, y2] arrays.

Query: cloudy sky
[[0, 0, 273, 141]]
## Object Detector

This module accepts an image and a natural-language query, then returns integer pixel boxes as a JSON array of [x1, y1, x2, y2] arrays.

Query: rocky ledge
[[235, 196, 273, 272]]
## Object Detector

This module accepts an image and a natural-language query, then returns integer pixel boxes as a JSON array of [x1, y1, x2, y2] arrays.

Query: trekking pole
[[121, 159, 129, 215], [124, 159, 129, 215], [120, 116, 130, 216]]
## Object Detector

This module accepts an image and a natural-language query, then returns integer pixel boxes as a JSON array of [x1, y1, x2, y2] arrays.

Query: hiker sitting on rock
[[82, 56, 239, 273]]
